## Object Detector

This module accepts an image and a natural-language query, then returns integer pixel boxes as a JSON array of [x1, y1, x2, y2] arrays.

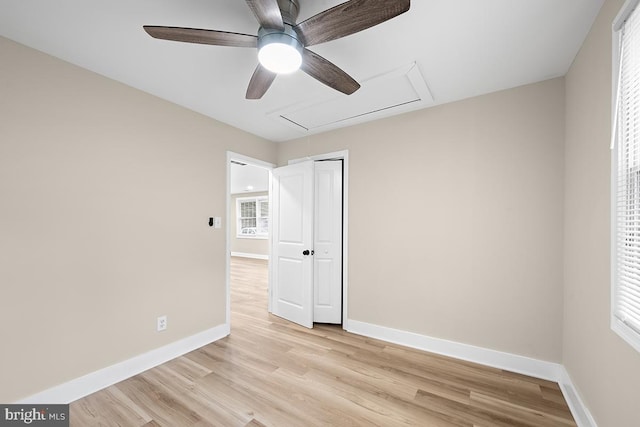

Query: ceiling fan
[[143, 0, 410, 99]]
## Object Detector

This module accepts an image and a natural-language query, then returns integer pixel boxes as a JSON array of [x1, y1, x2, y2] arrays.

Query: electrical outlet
[[157, 315, 167, 332]]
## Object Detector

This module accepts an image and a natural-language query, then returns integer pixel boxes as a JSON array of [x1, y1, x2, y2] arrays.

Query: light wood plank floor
[[70, 257, 576, 426]]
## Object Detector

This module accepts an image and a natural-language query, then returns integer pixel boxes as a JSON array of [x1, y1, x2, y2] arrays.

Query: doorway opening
[[226, 150, 349, 332], [226, 152, 274, 327]]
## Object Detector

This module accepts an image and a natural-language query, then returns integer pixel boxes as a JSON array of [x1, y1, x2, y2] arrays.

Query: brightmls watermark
[[0, 405, 68, 426]]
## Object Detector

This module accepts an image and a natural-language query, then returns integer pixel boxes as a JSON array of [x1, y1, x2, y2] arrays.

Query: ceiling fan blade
[[294, 0, 410, 46], [301, 49, 360, 95], [143, 26, 257, 48], [245, 0, 284, 30], [246, 64, 277, 99]]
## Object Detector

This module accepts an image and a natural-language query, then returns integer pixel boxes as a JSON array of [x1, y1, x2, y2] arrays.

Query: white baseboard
[[17, 323, 230, 404], [346, 319, 595, 427], [346, 320, 562, 380], [558, 368, 598, 427], [231, 252, 269, 260]]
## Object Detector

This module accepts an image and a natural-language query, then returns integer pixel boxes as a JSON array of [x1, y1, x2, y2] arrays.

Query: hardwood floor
[[70, 257, 576, 426]]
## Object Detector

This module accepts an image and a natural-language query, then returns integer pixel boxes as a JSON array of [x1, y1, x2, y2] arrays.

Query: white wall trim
[[558, 368, 598, 427], [16, 323, 230, 404], [346, 320, 562, 380], [613, 0, 640, 31], [231, 251, 269, 260], [347, 319, 595, 427]]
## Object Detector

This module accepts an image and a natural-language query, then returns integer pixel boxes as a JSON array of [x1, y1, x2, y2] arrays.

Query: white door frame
[[287, 150, 350, 330], [226, 151, 275, 327]]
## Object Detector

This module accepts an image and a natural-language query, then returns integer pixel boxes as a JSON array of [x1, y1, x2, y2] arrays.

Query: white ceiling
[[0, 0, 604, 142], [230, 162, 269, 195]]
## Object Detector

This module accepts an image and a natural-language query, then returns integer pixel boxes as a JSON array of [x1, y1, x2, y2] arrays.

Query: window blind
[[236, 197, 269, 237], [240, 200, 257, 230], [259, 200, 269, 234], [615, 3, 640, 337], [240, 201, 256, 219]]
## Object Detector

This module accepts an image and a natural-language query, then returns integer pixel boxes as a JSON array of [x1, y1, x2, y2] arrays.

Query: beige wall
[[230, 191, 269, 257], [564, 0, 640, 425], [0, 36, 276, 402], [278, 78, 566, 362]]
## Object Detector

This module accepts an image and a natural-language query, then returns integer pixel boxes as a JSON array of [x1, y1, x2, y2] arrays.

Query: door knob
[[303, 250, 310, 256]]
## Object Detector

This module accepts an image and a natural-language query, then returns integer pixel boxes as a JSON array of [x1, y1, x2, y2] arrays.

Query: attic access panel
[[270, 63, 433, 133]]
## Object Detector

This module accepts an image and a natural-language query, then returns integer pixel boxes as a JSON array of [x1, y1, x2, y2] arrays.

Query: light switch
[[214, 217, 222, 229]]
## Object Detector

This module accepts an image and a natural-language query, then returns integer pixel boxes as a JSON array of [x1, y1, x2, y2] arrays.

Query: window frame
[[236, 195, 269, 239], [611, 0, 640, 353]]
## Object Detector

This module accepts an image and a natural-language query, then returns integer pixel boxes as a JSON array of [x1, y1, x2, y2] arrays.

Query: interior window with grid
[[613, 0, 640, 353], [237, 197, 269, 238]]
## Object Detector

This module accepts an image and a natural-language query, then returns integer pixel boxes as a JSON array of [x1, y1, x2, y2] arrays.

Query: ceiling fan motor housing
[[277, 0, 300, 25]]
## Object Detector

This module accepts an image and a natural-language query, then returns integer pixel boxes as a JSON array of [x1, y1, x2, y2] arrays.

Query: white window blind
[[236, 196, 269, 237], [259, 200, 269, 234], [240, 200, 257, 230], [614, 2, 640, 350]]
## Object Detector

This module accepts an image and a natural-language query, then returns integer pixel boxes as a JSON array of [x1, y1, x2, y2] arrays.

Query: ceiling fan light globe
[[257, 26, 303, 74], [258, 42, 302, 74]]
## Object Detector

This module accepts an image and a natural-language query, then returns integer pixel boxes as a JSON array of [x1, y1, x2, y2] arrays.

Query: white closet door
[[313, 161, 343, 324]]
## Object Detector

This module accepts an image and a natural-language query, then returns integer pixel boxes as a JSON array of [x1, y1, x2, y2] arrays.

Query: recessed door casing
[[270, 160, 343, 328]]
